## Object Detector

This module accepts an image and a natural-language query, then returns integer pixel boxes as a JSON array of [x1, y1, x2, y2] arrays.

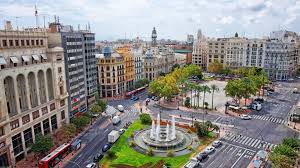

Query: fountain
[[133, 113, 195, 155]]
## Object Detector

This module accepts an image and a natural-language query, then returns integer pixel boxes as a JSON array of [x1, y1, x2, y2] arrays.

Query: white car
[[86, 163, 97, 168], [117, 105, 124, 112], [241, 114, 252, 120], [204, 146, 215, 154], [119, 128, 125, 135]]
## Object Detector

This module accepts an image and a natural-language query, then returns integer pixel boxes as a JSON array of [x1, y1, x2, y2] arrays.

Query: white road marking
[[231, 150, 247, 168]]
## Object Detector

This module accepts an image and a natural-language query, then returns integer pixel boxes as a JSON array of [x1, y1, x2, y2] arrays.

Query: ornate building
[[0, 23, 68, 166], [192, 29, 208, 70], [151, 27, 157, 47]]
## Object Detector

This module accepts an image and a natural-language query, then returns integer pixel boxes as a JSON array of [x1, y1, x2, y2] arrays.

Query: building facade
[[133, 48, 144, 82], [48, 23, 97, 118], [96, 47, 125, 98], [192, 31, 208, 70], [116, 47, 135, 91], [0, 26, 68, 166], [244, 39, 266, 68], [207, 38, 227, 67], [224, 34, 247, 69]]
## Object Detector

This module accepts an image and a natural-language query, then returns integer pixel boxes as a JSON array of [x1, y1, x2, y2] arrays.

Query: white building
[[192, 29, 208, 70], [133, 48, 144, 82]]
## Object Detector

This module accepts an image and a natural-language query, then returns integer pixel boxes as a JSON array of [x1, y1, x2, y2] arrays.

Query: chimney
[[5, 21, 13, 30]]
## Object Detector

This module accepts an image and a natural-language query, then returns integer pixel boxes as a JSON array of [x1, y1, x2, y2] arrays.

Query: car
[[93, 153, 104, 162], [288, 78, 294, 81], [254, 98, 264, 103], [184, 158, 201, 168], [117, 105, 124, 112], [204, 146, 215, 154], [133, 96, 139, 101], [102, 143, 111, 152], [119, 128, 125, 135], [196, 152, 208, 162], [251, 102, 262, 111], [86, 163, 97, 168], [146, 98, 151, 103], [241, 114, 252, 120], [154, 97, 160, 101], [151, 96, 156, 100], [267, 88, 275, 92], [212, 140, 222, 148], [293, 88, 299, 94]]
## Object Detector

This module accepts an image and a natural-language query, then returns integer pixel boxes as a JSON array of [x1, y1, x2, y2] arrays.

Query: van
[[112, 116, 121, 125], [251, 102, 262, 111], [117, 105, 124, 112]]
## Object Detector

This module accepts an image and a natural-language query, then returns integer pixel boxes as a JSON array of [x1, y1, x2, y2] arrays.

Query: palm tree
[[186, 82, 195, 107], [211, 84, 219, 110], [196, 85, 203, 108], [202, 85, 211, 109]]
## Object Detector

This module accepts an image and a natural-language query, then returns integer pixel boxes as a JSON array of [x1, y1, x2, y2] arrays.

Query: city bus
[[38, 143, 71, 168]]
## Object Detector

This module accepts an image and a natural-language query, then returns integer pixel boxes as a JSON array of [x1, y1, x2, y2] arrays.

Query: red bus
[[38, 143, 71, 168], [125, 85, 148, 99]]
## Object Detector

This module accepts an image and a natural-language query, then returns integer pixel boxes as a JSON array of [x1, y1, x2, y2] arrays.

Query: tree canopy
[[31, 135, 53, 155], [207, 61, 224, 74]]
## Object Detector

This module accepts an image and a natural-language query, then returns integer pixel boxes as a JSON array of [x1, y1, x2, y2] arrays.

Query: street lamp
[[225, 102, 230, 114], [191, 114, 194, 127]]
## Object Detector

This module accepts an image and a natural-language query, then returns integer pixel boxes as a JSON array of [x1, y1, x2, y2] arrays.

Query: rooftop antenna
[[35, 5, 39, 28], [88, 22, 91, 32], [43, 15, 45, 28], [78, 24, 80, 31], [57, 16, 60, 23], [15, 16, 20, 30], [54, 15, 57, 23]]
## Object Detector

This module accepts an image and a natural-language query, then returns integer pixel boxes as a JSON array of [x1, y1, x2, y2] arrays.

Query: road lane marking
[[230, 150, 247, 168], [250, 139, 258, 147]]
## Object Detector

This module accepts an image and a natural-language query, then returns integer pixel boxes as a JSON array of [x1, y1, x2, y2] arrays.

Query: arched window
[[38, 70, 47, 104], [28, 72, 38, 107], [4, 76, 17, 117], [46, 69, 54, 100], [16, 74, 28, 112]]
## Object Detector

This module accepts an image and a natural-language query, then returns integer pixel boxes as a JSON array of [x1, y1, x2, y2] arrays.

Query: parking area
[[201, 142, 256, 168]]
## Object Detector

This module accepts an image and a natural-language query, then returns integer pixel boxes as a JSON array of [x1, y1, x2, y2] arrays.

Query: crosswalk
[[250, 115, 287, 125], [221, 132, 277, 150]]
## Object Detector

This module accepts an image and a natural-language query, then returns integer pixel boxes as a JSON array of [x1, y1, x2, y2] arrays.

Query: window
[[61, 110, 65, 120], [60, 86, 64, 95], [15, 40, 19, 46], [43, 119, 50, 135], [36, 40, 39, 46], [51, 115, 57, 131], [21, 40, 24, 46], [60, 100, 65, 107], [12, 133, 23, 156], [42, 107, 48, 115], [26, 40, 29, 46], [58, 67, 62, 73], [50, 103, 55, 111], [31, 40, 34, 46], [2, 40, 7, 47], [22, 115, 30, 125], [40, 40, 43, 46], [9, 40, 13, 46], [10, 119, 19, 130], [0, 127, 5, 137], [32, 110, 39, 120], [23, 128, 33, 148], [34, 123, 42, 136]]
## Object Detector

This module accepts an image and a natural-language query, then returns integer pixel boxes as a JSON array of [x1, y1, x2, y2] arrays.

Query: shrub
[[129, 141, 136, 147], [130, 133, 134, 138], [147, 148, 154, 156], [187, 145, 193, 151], [167, 150, 174, 157], [107, 151, 116, 160], [140, 113, 152, 125]]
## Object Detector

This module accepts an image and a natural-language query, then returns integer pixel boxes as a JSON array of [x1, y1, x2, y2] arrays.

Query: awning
[[21, 56, 30, 62], [10, 56, 19, 63], [41, 54, 47, 60], [32, 55, 40, 61], [0, 56, 7, 65]]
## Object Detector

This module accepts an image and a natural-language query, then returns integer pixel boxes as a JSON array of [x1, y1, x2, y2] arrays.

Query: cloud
[[213, 16, 235, 24]]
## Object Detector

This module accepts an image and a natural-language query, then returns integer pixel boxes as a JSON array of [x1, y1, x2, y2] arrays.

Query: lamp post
[[225, 102, 230, 114]]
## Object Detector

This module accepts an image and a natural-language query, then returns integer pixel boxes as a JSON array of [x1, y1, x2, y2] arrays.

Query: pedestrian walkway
[[250, 115, 287, 125], [221, 132, 277, 151]]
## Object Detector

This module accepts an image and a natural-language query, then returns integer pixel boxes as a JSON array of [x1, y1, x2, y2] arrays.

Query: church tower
[[151, 27, 157, 47]]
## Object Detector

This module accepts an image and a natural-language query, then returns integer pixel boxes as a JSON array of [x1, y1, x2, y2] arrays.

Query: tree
[[62, 123, 77, 139], [269, 153, 294, 168], [272, 144, 298, 160], [211, 84, 219, 109], [202, 85, 211, 109], [224, 79, 243, 106], [134, 79, 149, 89], [171, 64, 180, 72], [185, 97, 191, 107], [194, 121, 219, 137], [72, 116, 90, 130], [90, 104, 102, 114], [98, 100, 107, 112], [140, 113, 152, 125], [31, 134, 53, 155], [240, 77, 257, 105], [106, 151, 116, 160], [207, 61, 224, 74], [195, 85, 203, 108], [282, 138, 300, 149]]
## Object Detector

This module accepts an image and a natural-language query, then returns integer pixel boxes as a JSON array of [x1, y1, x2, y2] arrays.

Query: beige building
[[192, 30, 208, 70], [225, 34, 248, 68], [207, 38, 227, 67], [0, 23, 68, 166], [96, 47, 125, 98]]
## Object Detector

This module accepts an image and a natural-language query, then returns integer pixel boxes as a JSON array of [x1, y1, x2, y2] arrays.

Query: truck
[[112, 116, 121, 125], [108, 130, 120, 143]]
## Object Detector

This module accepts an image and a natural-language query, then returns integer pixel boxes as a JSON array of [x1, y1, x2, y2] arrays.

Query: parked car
[[212, 140, 222, 148], [131, 96, 139, 101], [93, 153, 104, 162], [293, 88, 299, 94], [86, 163, 97, 168], [184, 158, 201, 168], [154, 97, 160, 101], [151, 96, 156, 100], [254, 98, 264, 103], [117, 105, 124, 112], [119, 128, 125, 135], [146, 98, 151, 103], [196, 152, 208, 162], [204, 146, 215, 154], [102, 143, 111, 152], [251, 102, 262, 111], [241, 114, 252, 120]]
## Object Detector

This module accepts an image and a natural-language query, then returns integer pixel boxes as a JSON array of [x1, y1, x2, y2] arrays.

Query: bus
[[38, 143, 71, 168], [125, 85, 148, 99]]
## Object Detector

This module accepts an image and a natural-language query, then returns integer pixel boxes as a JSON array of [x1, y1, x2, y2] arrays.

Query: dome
[[103, 47, 112, 57], [145, 49, 153, 57]]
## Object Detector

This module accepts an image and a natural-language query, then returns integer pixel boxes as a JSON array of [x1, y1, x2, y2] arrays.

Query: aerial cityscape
[[0, 1, 299, 168]]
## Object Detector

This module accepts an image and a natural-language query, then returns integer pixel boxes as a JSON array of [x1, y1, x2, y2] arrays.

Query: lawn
[[100, 120, 217, 168]]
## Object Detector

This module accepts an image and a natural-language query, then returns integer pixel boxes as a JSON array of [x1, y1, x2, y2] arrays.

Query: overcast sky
[[0, 0, 299, 41]]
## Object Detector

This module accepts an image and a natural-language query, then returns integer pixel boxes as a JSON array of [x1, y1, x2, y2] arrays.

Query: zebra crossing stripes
[[250, 115, 287, 125], [221, 133, 277, 150]]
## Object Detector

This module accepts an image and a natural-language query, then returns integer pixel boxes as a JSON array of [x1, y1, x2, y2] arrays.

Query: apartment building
[[192, 30, 208, 70], [207, 38, 227, 67], [96, 47, 125, 98], [225, 34, 247, 68], [133, 47, 144, 82], [116, 47, 135, 91], [244, 39, 266, 68], [0, 23, 68, 166], [48, 22, 97, 118]]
